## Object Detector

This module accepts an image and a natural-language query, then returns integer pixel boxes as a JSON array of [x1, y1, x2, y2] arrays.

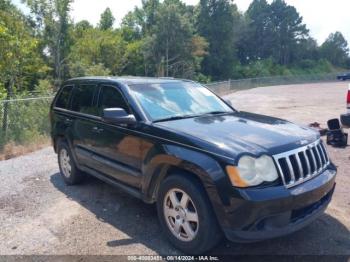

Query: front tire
[[57, 140, 84, 185], [157, 174, 223, 254]]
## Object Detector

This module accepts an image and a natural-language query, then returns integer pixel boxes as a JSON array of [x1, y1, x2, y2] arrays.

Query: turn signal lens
[[226, 166, 248, 187]]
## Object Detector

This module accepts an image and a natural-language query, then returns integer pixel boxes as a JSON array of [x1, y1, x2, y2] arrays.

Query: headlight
[[226, 155, 278, 187]]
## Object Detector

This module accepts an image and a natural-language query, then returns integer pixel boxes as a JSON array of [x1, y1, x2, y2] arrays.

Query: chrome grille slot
[[307, 148, 316, 174], [297, 152, 306, 178], [273, 139, 330, 188], [320, 142, 329, 162]]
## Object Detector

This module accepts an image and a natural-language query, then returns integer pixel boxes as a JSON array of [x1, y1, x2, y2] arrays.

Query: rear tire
[[57, 140, 84, 185], [157, 174, 223, 254]]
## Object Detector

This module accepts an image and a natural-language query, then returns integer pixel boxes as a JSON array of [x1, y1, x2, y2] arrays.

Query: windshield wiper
[[153, 114, 199, 123], [203, 111, 231, 115], [153, 111, 232, 123]]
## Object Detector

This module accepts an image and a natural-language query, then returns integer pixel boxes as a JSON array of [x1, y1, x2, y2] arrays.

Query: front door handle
[[64, 118, 73, 125], [92, 126, 104, 133]]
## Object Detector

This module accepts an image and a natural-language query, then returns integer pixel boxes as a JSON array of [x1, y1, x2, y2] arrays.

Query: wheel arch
[[145, 163, 207, 203], [141, 144, 231, 223], [53, 135, 66, 153], [53, 135, 81, 170]]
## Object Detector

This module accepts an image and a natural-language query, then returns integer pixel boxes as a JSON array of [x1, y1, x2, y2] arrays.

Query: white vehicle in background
[[340, 84, 350, 128]]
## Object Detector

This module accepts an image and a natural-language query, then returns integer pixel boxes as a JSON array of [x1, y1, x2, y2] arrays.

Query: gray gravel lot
[[0, 81, 349, 256]]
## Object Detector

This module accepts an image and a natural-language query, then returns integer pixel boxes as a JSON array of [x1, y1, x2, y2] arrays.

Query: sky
[[12, 0, 350, 45]]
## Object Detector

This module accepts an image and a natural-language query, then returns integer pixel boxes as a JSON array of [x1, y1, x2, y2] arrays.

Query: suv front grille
[[273, 139, 330, 188]]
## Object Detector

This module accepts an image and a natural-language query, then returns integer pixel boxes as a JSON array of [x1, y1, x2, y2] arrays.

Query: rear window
[[55, 85, 73, 109], [70, 85, 98, 115]]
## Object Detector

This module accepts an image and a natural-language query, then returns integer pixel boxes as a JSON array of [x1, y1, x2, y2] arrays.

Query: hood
[[155, 111, 319, 158]]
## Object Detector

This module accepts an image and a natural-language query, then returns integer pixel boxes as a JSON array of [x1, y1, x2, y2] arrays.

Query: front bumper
[[220, 167, 336, 243]]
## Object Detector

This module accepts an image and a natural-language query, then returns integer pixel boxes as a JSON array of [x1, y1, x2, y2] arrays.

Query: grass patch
[[0, 137, 50, 160]]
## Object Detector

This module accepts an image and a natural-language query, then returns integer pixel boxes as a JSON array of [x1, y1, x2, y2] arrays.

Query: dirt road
[[0, 81, 349, 256]]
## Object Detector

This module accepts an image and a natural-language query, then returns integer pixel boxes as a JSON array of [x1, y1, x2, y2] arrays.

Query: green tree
[[135, 0, 160, 35], [239, 0, 272, 62], [294, 37, 319, 61], [0, 0, 47, 94], [68, 27, 146, 77], [242, 0, 309, 66], [269, 0, 309, 65], [121, 11, 142, 41], [321, 32, 349, 67], [143, 0, 207, 78], [98, 7, 115, 30], [197, 0, 241, 80], [75, 20, 93, 32], [0, 0, 48, 141], [122, 40, 146, 76], [24, 0, 73, 87]]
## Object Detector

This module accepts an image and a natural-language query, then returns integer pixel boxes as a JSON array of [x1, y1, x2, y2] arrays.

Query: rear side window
[[97, 86, 130, 116], [70, 85, 98, 115], [55, 86, 73, 109]]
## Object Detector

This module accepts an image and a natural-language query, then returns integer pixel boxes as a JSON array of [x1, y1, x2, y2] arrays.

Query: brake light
[[347, 84, 350, 109]]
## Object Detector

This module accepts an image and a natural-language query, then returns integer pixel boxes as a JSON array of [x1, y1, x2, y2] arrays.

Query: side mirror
[[103, 108, 136, 125]]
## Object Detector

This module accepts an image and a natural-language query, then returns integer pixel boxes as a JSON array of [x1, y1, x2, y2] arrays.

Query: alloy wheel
[[163, 188, 199, 242], [60, 148, 72, 178]]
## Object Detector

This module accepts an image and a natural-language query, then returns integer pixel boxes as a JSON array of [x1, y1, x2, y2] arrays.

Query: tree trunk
[[2, 79, 13, 143], [55, 37, 62, 88]]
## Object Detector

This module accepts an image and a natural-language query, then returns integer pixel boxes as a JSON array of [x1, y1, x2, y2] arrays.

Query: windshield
[[129, 81, 233, 121]]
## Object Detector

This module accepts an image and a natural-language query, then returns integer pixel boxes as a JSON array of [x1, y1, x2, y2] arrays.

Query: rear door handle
[[64, 118, 73, 125], [92, 127, 104, 133]]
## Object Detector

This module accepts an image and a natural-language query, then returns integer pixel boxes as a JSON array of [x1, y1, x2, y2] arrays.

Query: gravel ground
[[0, 81, 349, 256]]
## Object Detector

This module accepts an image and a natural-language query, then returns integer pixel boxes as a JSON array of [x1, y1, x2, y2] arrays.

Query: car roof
[[64, 76, 194, 86]]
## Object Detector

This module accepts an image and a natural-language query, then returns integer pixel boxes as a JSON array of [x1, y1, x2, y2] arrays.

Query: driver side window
[[98, 86, 130, 116]]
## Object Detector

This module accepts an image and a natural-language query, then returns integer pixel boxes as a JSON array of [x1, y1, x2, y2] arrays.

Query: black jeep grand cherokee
[[50, 77, 336, 254]]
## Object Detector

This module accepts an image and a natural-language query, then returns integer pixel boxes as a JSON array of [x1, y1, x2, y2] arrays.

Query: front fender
[[141, 144, 234, 226]]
